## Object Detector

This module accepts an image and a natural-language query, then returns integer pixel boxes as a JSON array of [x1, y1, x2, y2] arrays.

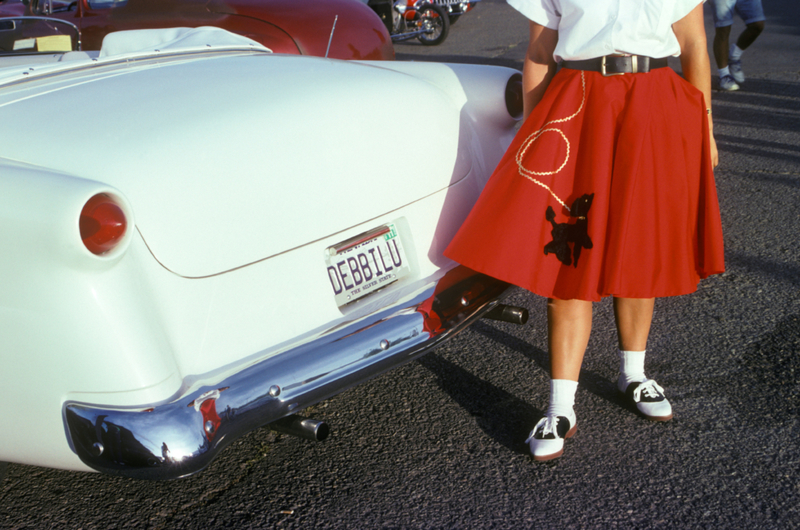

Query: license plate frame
[[325, 223, 410, 307]]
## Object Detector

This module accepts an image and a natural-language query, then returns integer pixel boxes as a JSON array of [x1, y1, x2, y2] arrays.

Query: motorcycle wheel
[[417, 3, 449, 46]]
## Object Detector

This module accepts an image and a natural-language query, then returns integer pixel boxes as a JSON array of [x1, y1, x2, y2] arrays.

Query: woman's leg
[[613, 297, 672, 421], [548, 298, 593, 380], [613, 297, 654, 351], [528, 298, 592, 461]]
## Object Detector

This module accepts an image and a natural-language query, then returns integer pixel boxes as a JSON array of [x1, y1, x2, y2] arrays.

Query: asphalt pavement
[[2, 1, 799, 528]]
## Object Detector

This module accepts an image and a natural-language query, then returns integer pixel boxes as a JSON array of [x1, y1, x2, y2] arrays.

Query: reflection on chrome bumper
[[64, 269, 511, 480]]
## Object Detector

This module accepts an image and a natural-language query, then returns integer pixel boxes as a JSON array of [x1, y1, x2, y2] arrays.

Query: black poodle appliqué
[[543, 193, 594, 267]]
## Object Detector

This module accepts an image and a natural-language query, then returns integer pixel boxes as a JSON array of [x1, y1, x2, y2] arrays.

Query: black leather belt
[[562, 55, 669, 76]]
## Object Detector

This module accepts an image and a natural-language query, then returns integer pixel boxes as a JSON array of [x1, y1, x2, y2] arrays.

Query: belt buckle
[[601, 56, 627, 76]]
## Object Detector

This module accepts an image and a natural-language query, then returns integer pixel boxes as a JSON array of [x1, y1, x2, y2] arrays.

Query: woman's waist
[[561, 55, 670, 76]]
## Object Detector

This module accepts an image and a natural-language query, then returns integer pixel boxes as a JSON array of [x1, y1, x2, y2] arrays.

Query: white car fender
[[0, 158, 135, 268], [0, 159, 184, 469]]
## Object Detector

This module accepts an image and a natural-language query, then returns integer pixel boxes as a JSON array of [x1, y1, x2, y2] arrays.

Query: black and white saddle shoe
[[525, 413, 577, 461], [620, 378, 673, 421]]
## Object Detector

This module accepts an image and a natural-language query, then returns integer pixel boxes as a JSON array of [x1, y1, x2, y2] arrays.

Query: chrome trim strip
[[64, 272, 511, 480]]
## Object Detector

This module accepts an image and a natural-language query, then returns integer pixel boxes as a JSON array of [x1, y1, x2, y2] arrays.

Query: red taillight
[[79, 194, 127, 255]]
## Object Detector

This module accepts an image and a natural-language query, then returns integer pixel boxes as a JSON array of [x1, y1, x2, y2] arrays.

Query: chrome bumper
[[64, 269, 511, 480]]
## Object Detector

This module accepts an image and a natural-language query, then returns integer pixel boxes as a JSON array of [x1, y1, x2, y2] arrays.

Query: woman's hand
[[709, 110, 719, 167]]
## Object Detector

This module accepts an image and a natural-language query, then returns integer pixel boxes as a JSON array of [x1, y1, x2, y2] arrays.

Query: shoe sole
[[532, 424, 577, 462], [640, 412, 673, 422]]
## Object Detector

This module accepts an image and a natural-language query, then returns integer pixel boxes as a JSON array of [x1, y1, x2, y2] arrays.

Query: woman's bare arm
[[674, 3, 718, 167], [523, 22, 559, 120]]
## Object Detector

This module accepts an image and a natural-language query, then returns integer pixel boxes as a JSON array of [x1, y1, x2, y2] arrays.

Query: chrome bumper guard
[[64, 269, 512, 480]]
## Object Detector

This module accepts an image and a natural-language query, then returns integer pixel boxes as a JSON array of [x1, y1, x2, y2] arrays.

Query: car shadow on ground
[[415, 320, 635, 455], [415, 351, 540, 455]]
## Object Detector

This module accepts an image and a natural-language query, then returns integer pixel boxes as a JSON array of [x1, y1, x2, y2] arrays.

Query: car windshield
[[0, 17, 79, 54]]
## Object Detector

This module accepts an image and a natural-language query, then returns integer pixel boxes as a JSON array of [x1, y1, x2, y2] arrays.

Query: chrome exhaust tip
[[269, 415, 330, 442], [482, 304, 529, 325]]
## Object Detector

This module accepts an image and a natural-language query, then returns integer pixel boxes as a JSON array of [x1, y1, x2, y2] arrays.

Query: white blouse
[[507, 0, 704, 62]]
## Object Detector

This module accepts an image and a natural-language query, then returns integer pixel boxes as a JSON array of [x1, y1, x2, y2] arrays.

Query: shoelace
[[632, 379, 665, 402], [525, 415, 560, 443]]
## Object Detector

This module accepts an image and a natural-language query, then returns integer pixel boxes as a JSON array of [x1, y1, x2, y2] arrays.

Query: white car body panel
[[0, 27, 522, 476], [1, 51, 474, 278]]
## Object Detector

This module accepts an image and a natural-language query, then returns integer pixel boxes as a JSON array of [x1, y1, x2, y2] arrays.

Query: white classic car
[[0, 24, 525, 480]]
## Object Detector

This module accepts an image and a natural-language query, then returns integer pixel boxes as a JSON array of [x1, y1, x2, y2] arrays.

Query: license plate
[[325, 223, 410, 307]]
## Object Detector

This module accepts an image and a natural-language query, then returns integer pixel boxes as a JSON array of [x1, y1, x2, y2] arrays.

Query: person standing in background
[[711, 0, 766, 91]]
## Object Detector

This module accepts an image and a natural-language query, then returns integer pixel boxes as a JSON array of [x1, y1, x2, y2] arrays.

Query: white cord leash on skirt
[[515, 71, 586, 213]]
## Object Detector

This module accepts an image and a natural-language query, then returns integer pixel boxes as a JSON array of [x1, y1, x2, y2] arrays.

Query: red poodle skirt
[[444, 67, 725, 301]]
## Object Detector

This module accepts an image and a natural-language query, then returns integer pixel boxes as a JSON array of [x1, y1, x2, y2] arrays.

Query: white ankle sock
[[719, 66, 731, 77], [618, 349, 646, 392], [730, 44, 744, 60], [546, 379, 578, 420]]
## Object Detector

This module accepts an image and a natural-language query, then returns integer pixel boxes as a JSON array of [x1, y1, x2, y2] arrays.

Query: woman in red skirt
[[445, 0, 725, 461]]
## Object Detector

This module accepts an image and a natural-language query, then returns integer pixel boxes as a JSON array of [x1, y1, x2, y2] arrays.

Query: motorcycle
[[369, 0, 450, 46], [433, 0, 480, 25]]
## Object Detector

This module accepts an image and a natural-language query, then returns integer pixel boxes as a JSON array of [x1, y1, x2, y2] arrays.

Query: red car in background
[[0, 0, 394, 59], [0, 0, 26, 15]]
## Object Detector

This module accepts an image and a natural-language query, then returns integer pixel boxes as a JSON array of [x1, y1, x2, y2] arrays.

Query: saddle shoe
[[526, 412, 577, 461], [620, 378, 673, 421]]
